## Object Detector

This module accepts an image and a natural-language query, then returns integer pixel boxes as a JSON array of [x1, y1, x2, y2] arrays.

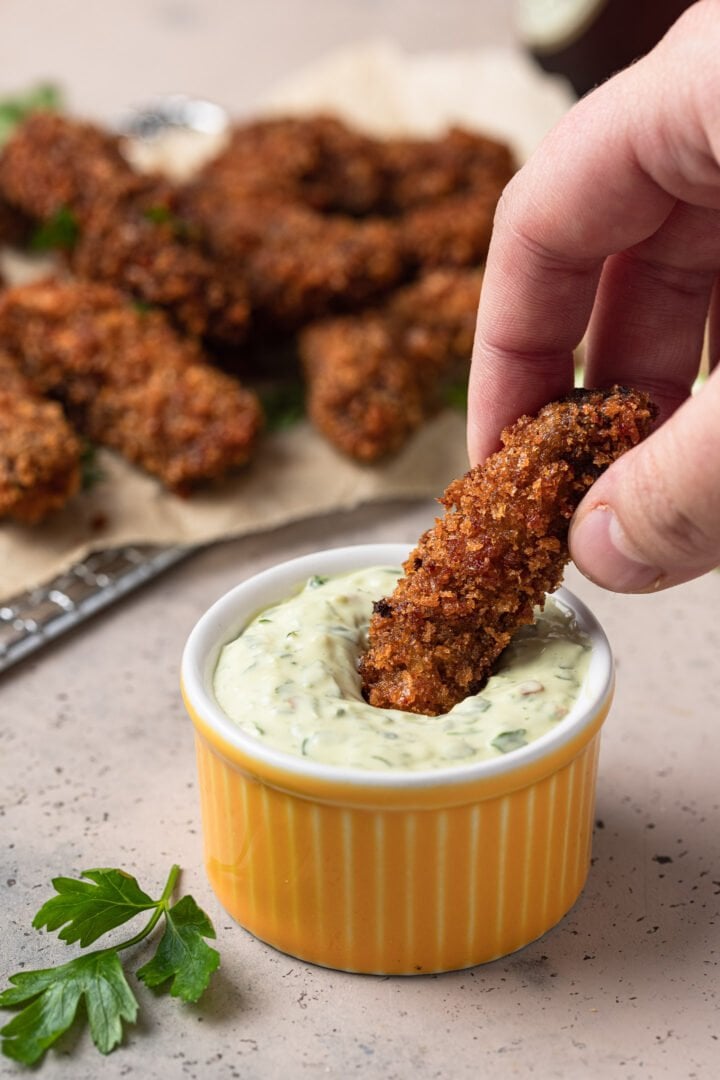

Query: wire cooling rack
[[0, 545, 194, 673]]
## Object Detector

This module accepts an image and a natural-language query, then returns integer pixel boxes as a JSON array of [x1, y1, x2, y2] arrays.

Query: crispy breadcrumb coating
[[0, 352, 81, 524], [359, 387, 657, 715], [299, 269, 482, 460], [0, 113, 250, 343], [0, 280, 263, 493]]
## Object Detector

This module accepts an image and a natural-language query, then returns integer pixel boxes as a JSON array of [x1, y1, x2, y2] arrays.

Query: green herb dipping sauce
[[213, 567, 591, 772]]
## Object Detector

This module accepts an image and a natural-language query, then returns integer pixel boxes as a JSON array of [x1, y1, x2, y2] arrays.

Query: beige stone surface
[[2, 3, 719, 1080]]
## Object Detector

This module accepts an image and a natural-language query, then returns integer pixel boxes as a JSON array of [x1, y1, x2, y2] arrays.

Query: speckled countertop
[[2, 4, 720, 1079]]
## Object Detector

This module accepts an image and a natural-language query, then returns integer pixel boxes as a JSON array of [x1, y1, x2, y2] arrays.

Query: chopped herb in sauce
[[491, 730, 529, 754]]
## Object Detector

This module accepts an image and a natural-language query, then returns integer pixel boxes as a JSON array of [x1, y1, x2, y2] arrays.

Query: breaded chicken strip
[[180, 189, 404, 328], [299, 269, 482, 460], [193, 115, 386, 215], [360, 388, 656, 715], [0, 352, 81, 524], [0, 113, 249, 342], [0, 281, 263, 493]]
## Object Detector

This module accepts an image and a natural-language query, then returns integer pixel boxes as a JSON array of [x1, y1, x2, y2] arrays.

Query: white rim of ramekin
[[181, 543, 614, 791]]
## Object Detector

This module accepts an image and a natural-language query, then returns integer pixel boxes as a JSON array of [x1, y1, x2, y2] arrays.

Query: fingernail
[[571, 506, 662, 592]]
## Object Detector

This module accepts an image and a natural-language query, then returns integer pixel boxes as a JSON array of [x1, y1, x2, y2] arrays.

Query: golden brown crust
[[0, 352, 81, 524], [359, 387, 657, 715], [0, 280, 263, 493], [299, 269, 482, 460]]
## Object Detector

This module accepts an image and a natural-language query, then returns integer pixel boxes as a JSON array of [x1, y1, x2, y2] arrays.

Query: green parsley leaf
[[491, 729, 528, 754], [0, 84, 62, 147], [31, 206, 79, 252], [259, 380, 305, 432], [0, 863, 219, 1066], [79, 442, 105, 491], [442, 377, 468, 411], [33, 868, 156, 948], [137, 895, 219, 1003], [141, 204, 192, 240], [0, 951, 138, 1065], [307, 575, 328, 589]]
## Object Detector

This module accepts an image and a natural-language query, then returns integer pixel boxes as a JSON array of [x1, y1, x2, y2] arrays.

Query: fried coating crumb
[[299, 269, 482, 460], [0, 352, 81, 524], [359, 387, 657, 715], [0, 280, 263, 493]]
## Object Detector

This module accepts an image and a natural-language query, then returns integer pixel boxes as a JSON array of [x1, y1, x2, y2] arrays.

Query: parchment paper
[[0, 43, 572, 600]]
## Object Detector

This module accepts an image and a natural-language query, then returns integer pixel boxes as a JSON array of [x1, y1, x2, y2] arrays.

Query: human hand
[[468, 0, 720, 593]]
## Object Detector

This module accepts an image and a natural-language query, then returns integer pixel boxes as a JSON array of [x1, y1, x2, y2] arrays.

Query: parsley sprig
[[0, 864, 219, 1066]]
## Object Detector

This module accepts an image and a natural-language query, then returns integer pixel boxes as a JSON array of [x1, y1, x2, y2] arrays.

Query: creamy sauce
[[213, 567, 591, 771]]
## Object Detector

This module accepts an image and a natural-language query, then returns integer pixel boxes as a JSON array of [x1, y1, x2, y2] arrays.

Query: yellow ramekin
[[181, 543, 613, 975]]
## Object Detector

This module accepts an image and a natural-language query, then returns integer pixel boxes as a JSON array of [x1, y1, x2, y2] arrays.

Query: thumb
[[570, 371, 720, 592]]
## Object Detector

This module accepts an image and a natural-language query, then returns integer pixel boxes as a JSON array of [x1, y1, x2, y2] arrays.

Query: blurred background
[[0, 0, 516, 118]]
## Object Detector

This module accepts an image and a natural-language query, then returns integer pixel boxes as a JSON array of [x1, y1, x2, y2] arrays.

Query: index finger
[[467, 31, 700, 463]]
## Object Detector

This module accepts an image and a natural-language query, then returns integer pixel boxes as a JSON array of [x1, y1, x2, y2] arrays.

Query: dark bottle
[[515, 0, 695, 97]]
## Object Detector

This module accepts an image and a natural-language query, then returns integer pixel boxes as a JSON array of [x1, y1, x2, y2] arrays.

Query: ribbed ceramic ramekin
[[181, 543, 613, 975]]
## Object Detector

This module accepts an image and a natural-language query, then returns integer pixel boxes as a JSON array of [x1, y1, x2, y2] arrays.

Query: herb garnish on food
[[491, 729, 528, 754], [0, 864, 219, 1066], [30, 206, 79, 252], [259, 379, 306, 432], [0, 84, 62, 146]]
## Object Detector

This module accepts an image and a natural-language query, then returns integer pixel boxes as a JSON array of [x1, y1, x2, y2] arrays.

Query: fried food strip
[[0, 281, 263, 493], [194, 115, 386, 215], [299, 269, 482, 460], [180, 188, 404, 327], [0, 113, 249, 342], [360, 388, 656, 715], [0, 352, 81, 523]]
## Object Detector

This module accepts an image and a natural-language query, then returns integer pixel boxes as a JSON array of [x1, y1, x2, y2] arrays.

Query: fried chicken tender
[[182, 118, 513, 321], [180, 188, 404, 327], [360, 388, 657, 715], [0, 352, 81, 524], [299, 269, 482, 460], [0, 281, 263, 493], [194, 115, 387, 215], [0, 113, 250, 342]]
